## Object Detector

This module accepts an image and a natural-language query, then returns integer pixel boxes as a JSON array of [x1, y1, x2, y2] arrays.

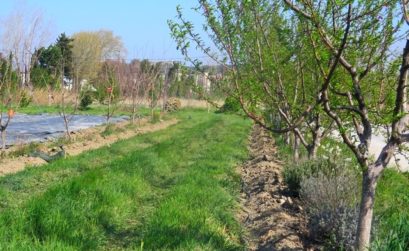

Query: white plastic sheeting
[[1, 114, 128, 147]]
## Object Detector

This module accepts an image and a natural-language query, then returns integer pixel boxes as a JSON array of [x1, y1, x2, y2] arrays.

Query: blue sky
[[0, 0, 206, 61]]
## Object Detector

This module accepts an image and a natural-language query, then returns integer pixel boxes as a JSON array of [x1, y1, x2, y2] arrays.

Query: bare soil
[[238, 125, 315, 250], [0, 118, 178, 176]]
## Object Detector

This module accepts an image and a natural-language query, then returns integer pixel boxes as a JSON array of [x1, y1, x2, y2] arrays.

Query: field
[[0, 109, 252, 250]]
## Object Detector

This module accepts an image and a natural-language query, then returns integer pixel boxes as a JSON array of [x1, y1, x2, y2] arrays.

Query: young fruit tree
[[0, 54, 24, 150], [126, 60, 161, 124], [283, 0, 409, 249], [168, 0, 333, 160]]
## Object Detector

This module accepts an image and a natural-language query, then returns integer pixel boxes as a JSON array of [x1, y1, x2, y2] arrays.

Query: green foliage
[[37, 45, 63, 74], [373, 170, 409, 249], [79, 91, 93, 110], [372, 216, 409, 251], [19, 91, 32, 108], [283, 140, 358, 196], [217, 96, 241, 113], [56, 33, 74, 78], [168, 69, 195, 98], [0, 54, 20, 97], [283, 158, 332, 196], [31, 67, 53, 88], [32, 33, 74, 88], [17, 104, 148, 117]]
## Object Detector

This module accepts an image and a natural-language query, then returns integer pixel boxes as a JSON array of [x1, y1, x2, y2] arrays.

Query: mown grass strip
[[0, 109, 251, 250]]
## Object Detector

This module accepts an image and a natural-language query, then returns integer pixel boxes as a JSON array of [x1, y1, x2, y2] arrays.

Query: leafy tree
[[170, 0, 409, 249], [169, 0, 330, 159], [32, 33, 74, 89], [72, 30, 125, 82], [56, 33, 74, 79], [283, 1, 406, 249]]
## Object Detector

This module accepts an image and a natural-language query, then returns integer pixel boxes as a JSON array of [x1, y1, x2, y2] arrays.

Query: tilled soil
[[0, 118, 179, 176], [238, 125, 308, 250]]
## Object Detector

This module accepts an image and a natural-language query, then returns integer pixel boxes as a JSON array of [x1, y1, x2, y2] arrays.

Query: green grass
[[0, 109, 251, 250], [372, 169, 409, 249]]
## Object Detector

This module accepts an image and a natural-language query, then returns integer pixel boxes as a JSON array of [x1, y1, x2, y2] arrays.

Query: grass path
[[0, 109, 251, 250]]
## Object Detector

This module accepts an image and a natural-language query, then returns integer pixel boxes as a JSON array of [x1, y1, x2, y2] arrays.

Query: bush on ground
[[283, 158, 334, 196], [282, 143, 360, 249], [217, 96, 240, 113], [164, 97, 181, 112], [283, 144, 357, 196], [80, 92, 93, 110], [300, 168, 359, 250]]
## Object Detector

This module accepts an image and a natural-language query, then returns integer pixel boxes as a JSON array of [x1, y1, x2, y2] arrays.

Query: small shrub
[[300, 167, 359, 250], [80, 92, 93, 110], [217, 96, 241, 113], [283, 158, 333, 196], [19, 91, 32, 108], [283, 144, 357, 196]]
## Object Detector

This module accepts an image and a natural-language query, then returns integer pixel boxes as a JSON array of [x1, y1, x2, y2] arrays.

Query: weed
[[9, 142, 40, 157]]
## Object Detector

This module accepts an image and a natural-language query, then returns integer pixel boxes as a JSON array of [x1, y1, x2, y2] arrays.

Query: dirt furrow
[[238, 125, 307, 250]]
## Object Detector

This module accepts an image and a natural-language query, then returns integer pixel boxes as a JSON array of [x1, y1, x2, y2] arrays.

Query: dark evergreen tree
[[55, 33, 74, 78], [31, 33, 74, 88]]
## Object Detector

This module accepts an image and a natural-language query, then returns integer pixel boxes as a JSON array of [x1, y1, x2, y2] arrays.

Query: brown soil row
[[238, 125, 309, 250], [0, 118, 179, 176]]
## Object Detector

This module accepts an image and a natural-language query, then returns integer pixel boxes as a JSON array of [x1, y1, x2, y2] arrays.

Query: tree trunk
[[293, 134, 300, 161], [356, 164, 383, 250], [307, 144, 318, 159], [63, 114, 71, 141], [107, 92, 112, 123], [284, 132, 291, 145], [308, 132, 321, 159], [131, 91, 137, 124], [1, 130, 6, 150]]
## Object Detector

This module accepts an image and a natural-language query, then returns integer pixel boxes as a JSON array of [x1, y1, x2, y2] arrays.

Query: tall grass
[[372, 170, 409, 250]]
